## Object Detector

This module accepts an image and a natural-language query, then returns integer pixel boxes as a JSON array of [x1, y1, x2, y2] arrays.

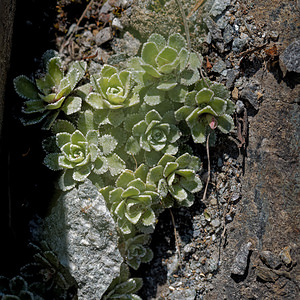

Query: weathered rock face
[[204, 1, 300, 298]]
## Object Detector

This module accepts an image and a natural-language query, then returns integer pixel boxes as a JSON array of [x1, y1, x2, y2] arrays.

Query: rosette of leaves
[[0, 276, 34, 300], [122, 234, 153, 270], [175, 79, 235, 144], [129, 33, 201, 106], [100, 164, 159, 235], [14, 50, 87, 129], [85, 64, 140, 110], [43, 111, 108, 191], [103, 264, 142, 300], [147, 153, 203, 207], [125, 109, 181, 158]]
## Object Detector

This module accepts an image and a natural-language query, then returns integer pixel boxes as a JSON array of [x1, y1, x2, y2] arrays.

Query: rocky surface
[[1, 0, 299, 299]]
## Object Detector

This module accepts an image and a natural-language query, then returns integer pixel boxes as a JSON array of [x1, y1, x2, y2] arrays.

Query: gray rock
[[100, 1, 112, 14], [110, 31, 141, 57], [112, 18, 124, 30], [232, 37, 248, 53], [169, 288, 196, 300], [95, 27, 113, 46], [42, 180, 123, 299], [259, 251, 282, 269], [279, 39, 300, 76], [226, 69, 237, 88], [209, 0, 231, 17], [211, 59, 226, 74], [240, 83, 260, 110], [223, 24, 234, 44], [211, 218, 221, 228], [231, 242, 252, 276], [204, 16, 223, 42]]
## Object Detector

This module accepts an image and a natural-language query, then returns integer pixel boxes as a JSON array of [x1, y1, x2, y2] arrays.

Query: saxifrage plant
[[13, 29, 235, 299]]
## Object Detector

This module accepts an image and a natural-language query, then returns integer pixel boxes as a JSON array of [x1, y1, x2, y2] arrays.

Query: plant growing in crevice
[[14, 50, 87, 129], [13, 26, 236, 298]]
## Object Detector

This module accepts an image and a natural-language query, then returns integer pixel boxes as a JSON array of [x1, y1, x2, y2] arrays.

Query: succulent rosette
[[129, 33, 201, 106], [43, 112, 107, 191], [125, 109, 181, 156], [14, 50, 87, 129], [147, 153, 203, 207], [175, 79, 235, 144], [86, 65, 140, 110], [122, 234, 153, 270], [100, 165, 159, 235]]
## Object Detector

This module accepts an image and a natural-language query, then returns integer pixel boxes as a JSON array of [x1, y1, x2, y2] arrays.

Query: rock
[[211, 218, 221, 228], [209, 0, 231, 17], [169, 288, 196, 300], [235, 100, 244, 114], [232, 36, 248, 53], [204, 16, 223, 42], [279, 39, 300, 76], [100, 1, 112, 14], [240, 83, 260, 110], [95, 27, 113, 46], [110, 31, 141, 57], [211, 59, 226, 74], [223, 24, 234, 44], [259, 251, 282, 269], [42, 180, 123, 299], [279, 246, 292, 266], [226, 69, 237, 88], [112, 18, 123, 30], [231, 242, 252, 276]]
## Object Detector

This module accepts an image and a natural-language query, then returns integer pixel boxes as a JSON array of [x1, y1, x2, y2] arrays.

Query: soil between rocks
[[1, 0, 299, 299]]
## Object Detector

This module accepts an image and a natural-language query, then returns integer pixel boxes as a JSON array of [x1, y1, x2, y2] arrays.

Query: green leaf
[[210, 83, 230, 99], [158, 178, 168, 198], [73, 164, 92, 181], [93, 155, 108, 174], [178, 48, 189, 71], [196, 88, 214, 105], [125, 136, 141, 155], [144, 86, 165, 106], [170, 184, 187, 201], [107, 109, 125, 127], [141, 63, 162, 78], [147, 165, 163, 184], [101, 64, 118, 78], [226, 99, 235, 115], [14, 75, 40, 100], [116, 170, 135, 188], [217, 114, 234, 133], [59, 169, 76, 191], [99, 134, 118, 155], [77, 110, 95, 134], [52, 119, 75, 134], [167, 84, 188, 103], [210, 97, 227, 115], [107, 153, 126, 176], [156, 46, 178, 67], [174, 106, 194, 122], [47, 57, 63, 85], [85, 92, 105, 109], [163, 162, 179, 178], [180, 68, 200, 86], [44, 153, 62, 171], [109, 187, 123, 204], [132, 120, 147, 136], [168, 33, 187, 52], [122, 186, 140, 198], [141, 42, 159, 66], [145, 110, 162, 124], [180, 175, 203, 193], [62, 96, 82, 115], [187, 52, 202, 70], [156, 80, 178, 91], [141, 209, 156, 226], [22, 100, 45, 114], [148, 33, 166, 51], [134, 164, 149, 182], [56, 132, 71, 148], [71, 130, 86, 143], [191, 122, 207, 144], [128, 178, 146, 192]]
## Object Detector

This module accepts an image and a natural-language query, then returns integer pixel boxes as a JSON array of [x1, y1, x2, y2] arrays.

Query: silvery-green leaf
[[123, 113, 143, 132], [146, 165, 163, 184], [14, 75, 40, 100], [217, 114, 234, 133], [210, 97, 227, 115], [168, 33, 187, 52], [86, 130, 99, 145], [45, 96, 65, 110], [191, 122, 207, 144], [170, 184, 187, 201], [62, 96, 82, 115], [141, 42, 159, 66], [73, 164, 92, 181], [196, 88, 214, 105], [174, 106, 193, 121], [52, 119, 75, 134], [71, 130, 86, 143], [92, 155, 108, 174], [116, 170, 135, 188], [22, 100, 45, 114], [187, 52, 202, 70], [44, 153, 62, 171], [144, 86, 165, 106], [180, 175, 203, 193], [99, 134, 118, 155], [141, 209, 156, 226], [47, 57, 63, 86], [186, 108, 201, 127], [56, 132, 71, 148], [125, 136, 141, 155], [36, 74, 55, 94], [77, 110, 95, 135], [159, 57, 180, 74], [195, 78, 211, 90], [156, 80, 178, 91], [107, 109, 125, 127], [178, 48, 189, 71], [41, 110, 60, 130], [134, 164, 149, 183], [128, 178, 146, 192], [107, 153, 126, 176], [180, 68, 199, 86], [158, 178, 168, 198], [59, 169, 76, 191], [101, 64, 118, 77], [163, 143, 178, 155], [122, 186, 140, 198], [156, 46, 178, 67], [148, 33, 166, 51], [163, 161, 178, 177], [86, 92, 106, 109], [225, 99, 235, 115], [145, 109, 162, 124], [210, 82, 230, 99], [141, 63, 162, 78]]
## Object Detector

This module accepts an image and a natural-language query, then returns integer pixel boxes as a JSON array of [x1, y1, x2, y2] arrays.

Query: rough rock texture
[[42, 180, 123, 299]]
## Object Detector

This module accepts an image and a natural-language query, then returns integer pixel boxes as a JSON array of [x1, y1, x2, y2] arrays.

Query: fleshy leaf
[[14, 75, 40, 100], [62, 96, 82, 115], [106, 153, 126, 176]]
